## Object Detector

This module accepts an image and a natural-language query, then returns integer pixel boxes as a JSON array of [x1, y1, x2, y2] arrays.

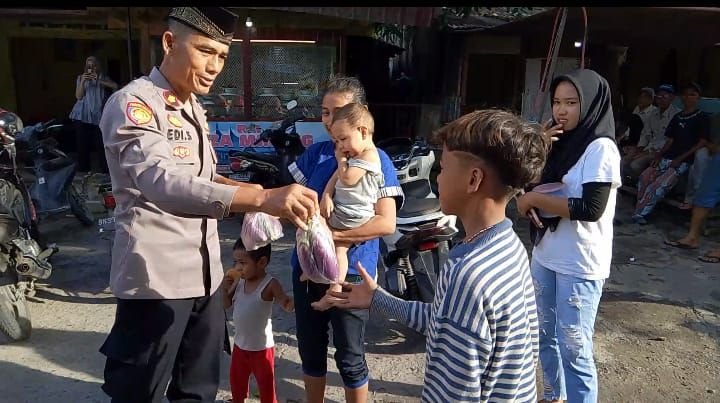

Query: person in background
[[633, 87, 657, 130], [517, 69, 621, 403], [69, 55, 117, 174], [632, 83, 709, 224], [664, 143, 720, 262], [680, 83, 712, 210], [616, 109, 644, 152], [622, 84, 680, 181], [618, 87, 655, 152]]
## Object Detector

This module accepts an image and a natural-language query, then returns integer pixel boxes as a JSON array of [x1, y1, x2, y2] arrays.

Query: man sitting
[[680, 84, 716, 210], [622, 84, 680, 182], [631, 83, 709, 225], [664, 142, 720, 263], [633, 87, 658, 131]]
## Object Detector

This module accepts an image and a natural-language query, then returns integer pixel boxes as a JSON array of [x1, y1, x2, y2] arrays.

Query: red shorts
[[230, 345, 277, 403]]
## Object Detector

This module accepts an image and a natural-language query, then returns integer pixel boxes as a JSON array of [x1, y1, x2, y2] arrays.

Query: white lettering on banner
[[210, 121, 332, 173], [210, 121, 331, 150]]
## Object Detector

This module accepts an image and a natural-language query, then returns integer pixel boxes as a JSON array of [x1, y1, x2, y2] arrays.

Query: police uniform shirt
[[100, 67, 237, 299]]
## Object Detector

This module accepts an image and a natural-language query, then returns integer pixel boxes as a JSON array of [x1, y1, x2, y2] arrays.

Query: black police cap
[[168, 7, 238, 45]]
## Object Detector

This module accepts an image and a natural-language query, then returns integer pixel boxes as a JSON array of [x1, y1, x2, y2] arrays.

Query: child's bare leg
[[335, 244, 350, 282]]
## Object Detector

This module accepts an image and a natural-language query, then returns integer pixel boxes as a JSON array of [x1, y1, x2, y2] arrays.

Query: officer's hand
[[262, 184, 318, 230]]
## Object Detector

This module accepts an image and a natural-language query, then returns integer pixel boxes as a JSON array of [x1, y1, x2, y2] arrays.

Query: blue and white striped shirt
[[372, 218, 539, 402]]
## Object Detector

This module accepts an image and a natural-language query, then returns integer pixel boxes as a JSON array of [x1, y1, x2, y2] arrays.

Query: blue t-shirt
[[288, 141, 404, 279]]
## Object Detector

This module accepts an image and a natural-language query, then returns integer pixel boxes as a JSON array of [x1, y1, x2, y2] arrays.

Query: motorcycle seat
[[398, 198, 440, 218], [42, 157, 74, 172], [229, 150, 280, 165], [401, 180, 433, 199]]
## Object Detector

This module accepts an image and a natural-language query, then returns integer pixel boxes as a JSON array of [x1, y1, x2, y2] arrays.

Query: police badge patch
[[168, 114, 184, 128], [163, 90, 182, 108], [173, 145, 191, 159], [126, 102, 153, 125]]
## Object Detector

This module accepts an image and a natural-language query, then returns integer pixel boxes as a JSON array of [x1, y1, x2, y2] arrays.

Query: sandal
[[664, 239, 698, 250], [678, 202, 692, 210], [698, 254, 720, 263]]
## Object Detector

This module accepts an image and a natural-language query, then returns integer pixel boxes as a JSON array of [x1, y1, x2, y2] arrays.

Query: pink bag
[[240, 212, 283, 250]]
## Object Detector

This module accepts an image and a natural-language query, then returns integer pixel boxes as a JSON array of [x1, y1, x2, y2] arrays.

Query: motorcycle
[[0, 110, 58, 343], [376, 137, 459, 303], [96, 180, 116, 237], [377, 137, 436, 196], [226, 101, 307, 188], [15, 120, 94, 226]]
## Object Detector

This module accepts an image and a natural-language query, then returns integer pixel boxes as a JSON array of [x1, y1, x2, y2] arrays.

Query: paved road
[[0, 194, 718, 402]]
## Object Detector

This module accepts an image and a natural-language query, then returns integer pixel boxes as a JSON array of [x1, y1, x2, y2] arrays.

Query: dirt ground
[[0, 192, 718, 402]]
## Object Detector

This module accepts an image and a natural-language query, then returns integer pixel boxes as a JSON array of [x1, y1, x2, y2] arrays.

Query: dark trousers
[[74, 120, 108, 174], [100, 289, 227, 403], [292, 269, 370, 389]]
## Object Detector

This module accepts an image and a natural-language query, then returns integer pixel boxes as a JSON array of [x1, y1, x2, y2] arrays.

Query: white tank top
[[232, 274, 275, 351]]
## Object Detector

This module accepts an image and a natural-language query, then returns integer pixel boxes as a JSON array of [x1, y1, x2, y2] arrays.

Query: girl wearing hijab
[[69, 55, 117, 174], [517, 69, 621, 403]]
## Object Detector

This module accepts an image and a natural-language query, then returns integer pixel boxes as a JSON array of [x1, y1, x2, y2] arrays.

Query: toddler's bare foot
[[311, 293, 334, 311], [311, 284, 342, 311]]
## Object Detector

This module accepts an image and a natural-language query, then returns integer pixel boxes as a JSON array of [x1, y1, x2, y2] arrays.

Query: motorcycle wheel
[[67, 185, 94, 227], [0, 282, 31, 343]]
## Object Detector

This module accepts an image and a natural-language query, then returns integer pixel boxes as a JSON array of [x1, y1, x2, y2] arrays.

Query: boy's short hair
[[432, 109, 549, 196], [682, 82, 702, 95], [233, 238, 272, 262], [639, 87, 655, 99], [331, 103, 375, 137]]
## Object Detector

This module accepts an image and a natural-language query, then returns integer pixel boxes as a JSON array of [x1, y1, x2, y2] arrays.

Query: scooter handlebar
[[253, 111, 306, 146]]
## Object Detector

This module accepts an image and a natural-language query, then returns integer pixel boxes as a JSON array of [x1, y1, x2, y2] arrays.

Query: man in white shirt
[[622, 84, 680, 181], [633, 87, 657, 131]]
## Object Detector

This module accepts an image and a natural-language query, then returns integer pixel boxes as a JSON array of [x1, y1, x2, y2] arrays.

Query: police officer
[[98, 7, 318, 402]]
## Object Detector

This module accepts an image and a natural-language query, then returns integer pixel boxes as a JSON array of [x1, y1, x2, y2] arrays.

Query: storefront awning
[[246, 7, 443, 27], [485, 7, 720, 48]]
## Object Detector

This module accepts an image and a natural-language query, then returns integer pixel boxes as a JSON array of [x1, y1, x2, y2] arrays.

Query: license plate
[[229, 173, 251, 182], [98, 216, 115, 226]]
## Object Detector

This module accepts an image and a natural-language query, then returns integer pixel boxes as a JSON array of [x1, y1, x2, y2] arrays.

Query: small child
[[223, 239, 293, 403], [313, 103, 383, 302]]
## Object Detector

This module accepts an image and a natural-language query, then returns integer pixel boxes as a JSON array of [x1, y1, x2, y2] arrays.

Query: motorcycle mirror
[[286, 100, 298, 111]]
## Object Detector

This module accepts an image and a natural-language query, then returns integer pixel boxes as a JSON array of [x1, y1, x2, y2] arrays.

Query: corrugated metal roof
[[445, 15, 509, 32], [246, 7, 443, 27], [487, 7, 720, 48]]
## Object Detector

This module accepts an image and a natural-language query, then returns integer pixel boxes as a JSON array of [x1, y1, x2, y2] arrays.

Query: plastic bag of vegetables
[[296, 214, 339, 284], [240, 212, 284, 251]]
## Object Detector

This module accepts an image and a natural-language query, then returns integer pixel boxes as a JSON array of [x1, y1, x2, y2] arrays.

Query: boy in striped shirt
[[320, 110, 549, 402]]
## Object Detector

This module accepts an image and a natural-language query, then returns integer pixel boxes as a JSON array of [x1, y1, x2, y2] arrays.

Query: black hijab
[[531, 69, 615, 244], [540, 69, 615, 184]]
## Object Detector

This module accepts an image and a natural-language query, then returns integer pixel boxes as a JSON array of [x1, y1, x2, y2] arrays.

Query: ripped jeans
[[531, 261, 604, 403]]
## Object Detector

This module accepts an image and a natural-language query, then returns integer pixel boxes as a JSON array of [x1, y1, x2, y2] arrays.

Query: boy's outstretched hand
[[313, 263, 378, 311]]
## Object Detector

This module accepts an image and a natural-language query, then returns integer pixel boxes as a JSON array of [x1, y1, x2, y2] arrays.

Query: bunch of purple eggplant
[[296, 213, 339, 284]]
